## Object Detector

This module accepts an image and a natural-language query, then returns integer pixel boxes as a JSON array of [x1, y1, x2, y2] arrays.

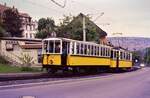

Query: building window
[[30, 33, 32, 38], [26, 33, 28, 38]]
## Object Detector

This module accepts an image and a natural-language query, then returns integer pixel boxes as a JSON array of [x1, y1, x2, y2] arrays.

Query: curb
[[0, 74, 113, 90]]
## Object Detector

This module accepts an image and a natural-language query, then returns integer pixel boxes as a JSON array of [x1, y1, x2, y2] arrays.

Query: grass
[[0, 63, 42, 73]]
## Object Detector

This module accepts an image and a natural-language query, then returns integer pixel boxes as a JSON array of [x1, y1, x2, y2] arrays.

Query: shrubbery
[[21, 67, 41, 72], [0, 55, 9, 64]]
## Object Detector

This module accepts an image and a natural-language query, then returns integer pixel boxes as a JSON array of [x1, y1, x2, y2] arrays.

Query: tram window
[[91, 46, 94, 56], [87, 45, 90, 55], [127, 53, 129, 60], [93, 46, 95, 56], [124, 53, 126, 60], [120, 52, 122, 59], [72, 42, 74, 54], [103, 48, 105, 56], [95, 46, 98, 56], [77, 43, 79, 54], [122, 52, 124, 60], [99, 46, 101, 56], [109, 49, 111, 57], [84, 44, 87, 55], [79, 43, 81, 54], [97, 46, 99, 56], [106, 48, 108, 56], [114, 51, 116, 58], [44, 40, 61, 53], [101, 47, 103, 56], [105, 48, 107, 56], [125, 53, 127, 60], [55, 42, 61, 53], [44, 41, 48, 53], [128, 53, 130, 60], [111, 50, 113, 58]]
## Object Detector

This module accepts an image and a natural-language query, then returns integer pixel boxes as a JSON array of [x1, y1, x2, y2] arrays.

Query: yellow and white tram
[[42, 37, 132, 73]]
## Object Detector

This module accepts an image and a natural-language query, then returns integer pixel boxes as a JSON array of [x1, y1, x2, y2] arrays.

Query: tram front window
[[44, 40, 61, 53]]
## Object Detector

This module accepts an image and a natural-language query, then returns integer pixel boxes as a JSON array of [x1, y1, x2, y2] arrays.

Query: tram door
[[116, 51, 119, 68], [61, 41, 70, 65]]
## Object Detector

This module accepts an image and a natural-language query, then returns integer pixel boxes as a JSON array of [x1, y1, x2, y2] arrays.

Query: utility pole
[[82, 12, 105, 41], [83, 16, 86, 41]]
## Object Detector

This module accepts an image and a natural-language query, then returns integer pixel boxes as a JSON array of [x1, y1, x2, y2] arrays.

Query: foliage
[[2, 8, 23, 37], [144, 48, 150, 65], [0, 55, 9, 64], [20, 67, 37, 72], [36, 17, 56, 38], [0, 26, 5, 37], [35, 31, 49, 39], [0, 63, 21, 73], [132, 51, 142, 63], [17, 53, 34, 67], [57, 14, 99, 42], [0, 63, 41, 73]]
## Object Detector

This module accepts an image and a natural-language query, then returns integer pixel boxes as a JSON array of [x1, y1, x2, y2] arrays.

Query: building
[[19, 12, 38, 39], [0, 37, 42, 66], [0, 3, 38, 39]]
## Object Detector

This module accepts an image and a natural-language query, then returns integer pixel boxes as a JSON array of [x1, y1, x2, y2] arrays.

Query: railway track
[[0, 71, 113, 86], [0, 67, 139, 86]]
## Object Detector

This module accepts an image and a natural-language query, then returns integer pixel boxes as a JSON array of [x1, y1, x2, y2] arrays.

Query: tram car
[[42, 37, 132, 73]]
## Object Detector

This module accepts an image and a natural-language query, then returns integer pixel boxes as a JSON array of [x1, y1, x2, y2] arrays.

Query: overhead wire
[[50, 0, 67, 8], [24, 0, 63, 13]]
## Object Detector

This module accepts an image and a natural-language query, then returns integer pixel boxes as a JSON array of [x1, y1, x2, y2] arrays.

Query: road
[[0, 68, 150, 98]]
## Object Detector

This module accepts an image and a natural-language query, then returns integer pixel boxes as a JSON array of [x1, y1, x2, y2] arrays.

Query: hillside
[[108, 37, 150, 51]]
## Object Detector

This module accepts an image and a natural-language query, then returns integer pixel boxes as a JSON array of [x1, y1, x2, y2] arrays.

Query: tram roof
[[43, 37, 111, 47]]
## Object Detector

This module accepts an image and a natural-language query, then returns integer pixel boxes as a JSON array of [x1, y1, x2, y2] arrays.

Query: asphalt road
[[0, 68, 150, 98]]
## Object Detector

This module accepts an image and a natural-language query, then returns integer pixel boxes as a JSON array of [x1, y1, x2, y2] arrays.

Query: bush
[[0, 55, 9, 64], [21, 67, 41, 72], [21, 67, 34, 72]]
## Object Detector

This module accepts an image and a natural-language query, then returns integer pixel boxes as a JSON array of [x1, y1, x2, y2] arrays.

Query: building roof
[[0, 37, 42, 42], [20, 44, 42, 49], [0, 3, 10, 14], [69, 13, 107, 38], [0, 3, 31, 18]]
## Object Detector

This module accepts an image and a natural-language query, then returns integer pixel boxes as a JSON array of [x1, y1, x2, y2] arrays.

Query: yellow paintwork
[[110, 59, 132, 68], [43, 54, 61, 65], [42, 54, 132, 68], [67, 55, 110, 66], [119, 60, 132, 68], [110, 59, 117, 68]]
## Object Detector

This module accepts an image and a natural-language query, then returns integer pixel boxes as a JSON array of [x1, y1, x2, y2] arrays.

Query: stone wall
[[0, 39, 41, 66]]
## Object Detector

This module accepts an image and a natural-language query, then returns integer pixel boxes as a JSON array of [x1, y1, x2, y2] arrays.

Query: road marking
[[0, 68, 148, 90], [21, 96, 36, 98]]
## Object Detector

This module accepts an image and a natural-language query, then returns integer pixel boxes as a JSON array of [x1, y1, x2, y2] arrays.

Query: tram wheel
[[47, 68, 57, 74]]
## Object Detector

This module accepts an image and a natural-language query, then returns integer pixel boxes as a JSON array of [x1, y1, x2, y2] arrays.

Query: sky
[[0, 0, 150, 37]]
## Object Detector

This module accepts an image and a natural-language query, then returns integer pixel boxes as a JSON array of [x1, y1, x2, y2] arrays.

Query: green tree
[[57, 14, 100, 42], [3, 8, 23, 37], [132, 50, 142, 64], [144, 48, 150, 65], [36, 17, 56, 39], [0, 26, 5, 37], [35, 31, 49, 39]]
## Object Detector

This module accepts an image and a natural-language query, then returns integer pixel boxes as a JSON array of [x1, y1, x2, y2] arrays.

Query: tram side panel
[[67, 55, 111, 66], [110, 59, 117, 68], [42, 54, 62, 66], [119, 60, 132, 68]]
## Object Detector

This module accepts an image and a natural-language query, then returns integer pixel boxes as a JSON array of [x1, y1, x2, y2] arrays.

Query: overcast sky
[[0, 0, 150, 37]]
